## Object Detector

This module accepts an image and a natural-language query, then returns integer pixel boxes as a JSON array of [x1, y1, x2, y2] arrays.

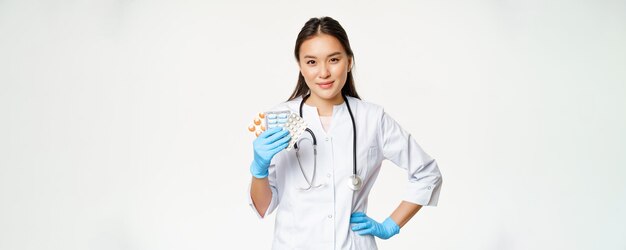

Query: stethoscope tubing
[[297, 93, 357, 177]]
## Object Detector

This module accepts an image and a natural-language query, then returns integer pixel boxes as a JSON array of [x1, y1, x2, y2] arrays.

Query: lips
[[318, 81, 334, 89]]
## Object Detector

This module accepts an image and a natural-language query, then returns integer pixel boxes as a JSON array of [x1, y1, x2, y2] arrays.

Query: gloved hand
[[350, 212, 400, 240], [250, 127, 291, 178]]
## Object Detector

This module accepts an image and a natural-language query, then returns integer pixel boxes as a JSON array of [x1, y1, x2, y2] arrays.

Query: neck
[[305, 93, 344, 116]]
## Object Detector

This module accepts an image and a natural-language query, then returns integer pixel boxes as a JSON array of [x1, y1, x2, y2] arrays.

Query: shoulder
[[346, 96, 385, 116]]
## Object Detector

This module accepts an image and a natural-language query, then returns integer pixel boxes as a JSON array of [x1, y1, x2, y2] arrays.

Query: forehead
[[299, 33, 346, 57]]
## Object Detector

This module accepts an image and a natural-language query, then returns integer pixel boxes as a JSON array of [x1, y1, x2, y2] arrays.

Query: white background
[[1, 0, 625, 249]]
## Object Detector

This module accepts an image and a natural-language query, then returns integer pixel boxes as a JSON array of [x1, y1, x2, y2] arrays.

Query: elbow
[[257, 208, 268, 219]]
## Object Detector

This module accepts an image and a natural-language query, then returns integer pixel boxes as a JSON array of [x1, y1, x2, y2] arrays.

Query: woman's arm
[[250, 176, 273, 218], [390, 201, 423, 227]]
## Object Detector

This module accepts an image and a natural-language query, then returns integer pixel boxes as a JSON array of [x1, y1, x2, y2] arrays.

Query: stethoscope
[[293, 93, 363, 191]]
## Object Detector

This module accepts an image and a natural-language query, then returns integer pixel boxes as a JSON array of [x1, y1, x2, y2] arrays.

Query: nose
[[319, 63, 330, 79]]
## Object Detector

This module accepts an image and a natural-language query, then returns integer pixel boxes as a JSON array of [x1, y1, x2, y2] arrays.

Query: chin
[[315, 90, 341, 100]]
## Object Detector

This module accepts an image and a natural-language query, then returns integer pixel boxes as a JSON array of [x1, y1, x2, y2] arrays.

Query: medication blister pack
[[247, 112, 266, 137], [265, 111, 290, 129], [265, 111, 307, 151], [248, 110, 307, 151]]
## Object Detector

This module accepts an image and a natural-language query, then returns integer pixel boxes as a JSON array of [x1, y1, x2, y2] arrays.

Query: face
[[298, 33, 352, 104]]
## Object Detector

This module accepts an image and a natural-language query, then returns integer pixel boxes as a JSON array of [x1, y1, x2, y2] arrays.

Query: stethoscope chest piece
[[346, 174, 363, 191]]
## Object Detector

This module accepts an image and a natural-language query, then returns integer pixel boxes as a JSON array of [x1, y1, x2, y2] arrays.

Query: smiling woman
[[298, 34, 352, 114], [289, 17, 359, 116], [247, 16, 443, 250]]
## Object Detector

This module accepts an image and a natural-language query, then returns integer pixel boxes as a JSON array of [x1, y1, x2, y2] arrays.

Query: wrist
[[383, 217, 400, 236], [250, 161, 269, 178]]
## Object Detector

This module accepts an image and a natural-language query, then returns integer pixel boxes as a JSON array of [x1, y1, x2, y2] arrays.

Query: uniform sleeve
[[247, 159, 280, 219], [379, 111, 442, 206]]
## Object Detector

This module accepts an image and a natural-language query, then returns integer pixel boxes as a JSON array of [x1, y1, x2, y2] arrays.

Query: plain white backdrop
[[1, 0, 625, 249]]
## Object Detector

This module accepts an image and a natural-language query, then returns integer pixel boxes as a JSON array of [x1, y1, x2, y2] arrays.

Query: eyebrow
[[303, 51, 343, 59]]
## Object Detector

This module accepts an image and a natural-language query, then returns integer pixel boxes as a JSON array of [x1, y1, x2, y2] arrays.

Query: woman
[[248, 16, 442, 249]]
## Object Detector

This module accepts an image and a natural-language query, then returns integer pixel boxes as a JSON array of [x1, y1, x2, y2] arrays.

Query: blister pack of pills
[[265, 110, 290, 129], [247, 112, 267, 137], [265, 111, 307, 151], [248, 110, 307, 151]]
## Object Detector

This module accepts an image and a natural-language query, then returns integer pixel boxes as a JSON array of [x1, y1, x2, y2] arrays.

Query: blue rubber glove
[[350, 212, 400, 240], [250, 127, 291, 178]]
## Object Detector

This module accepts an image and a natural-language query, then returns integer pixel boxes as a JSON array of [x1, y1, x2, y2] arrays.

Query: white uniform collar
[[299, 95, 349, 117]]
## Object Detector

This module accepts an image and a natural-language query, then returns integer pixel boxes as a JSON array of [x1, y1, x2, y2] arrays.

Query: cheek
[[331, 64, 348, 77], [301, 67, 317, 80]]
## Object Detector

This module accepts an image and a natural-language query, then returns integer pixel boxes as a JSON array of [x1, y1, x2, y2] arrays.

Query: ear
[[348, 57, 353, 72]]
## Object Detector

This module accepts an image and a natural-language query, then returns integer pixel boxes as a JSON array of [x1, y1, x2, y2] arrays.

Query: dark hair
[[287, 16, 361, 101]]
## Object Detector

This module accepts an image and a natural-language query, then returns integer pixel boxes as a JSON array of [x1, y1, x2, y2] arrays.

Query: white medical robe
[[248, 96, 442, 249]]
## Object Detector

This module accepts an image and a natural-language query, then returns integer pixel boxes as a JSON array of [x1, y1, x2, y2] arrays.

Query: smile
[[318, 81, 334, 89]]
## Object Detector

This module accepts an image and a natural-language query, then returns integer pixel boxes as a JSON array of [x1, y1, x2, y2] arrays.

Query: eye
[[306, 60, 316, 65], [330, 58, 340, 63]]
